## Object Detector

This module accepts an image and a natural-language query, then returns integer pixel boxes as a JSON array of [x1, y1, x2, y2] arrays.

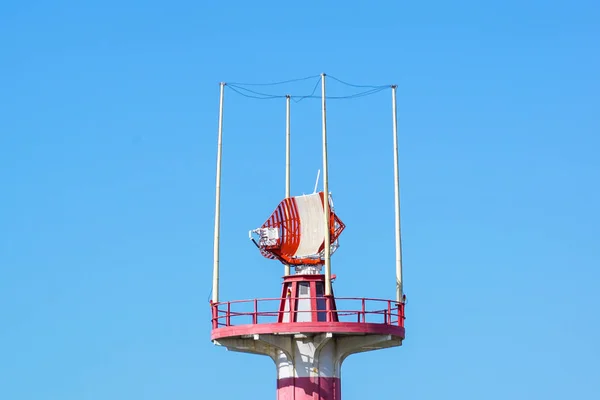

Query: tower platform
[[211, 274, 405, 400]]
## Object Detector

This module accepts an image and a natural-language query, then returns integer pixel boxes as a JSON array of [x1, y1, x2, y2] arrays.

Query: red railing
[[211, 297, 405, 330]]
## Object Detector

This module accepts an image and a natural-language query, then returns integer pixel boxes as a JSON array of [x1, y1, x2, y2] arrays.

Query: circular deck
[[210, 296, 405, 341]]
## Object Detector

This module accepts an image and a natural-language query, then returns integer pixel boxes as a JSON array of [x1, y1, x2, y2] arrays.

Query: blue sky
[[1, 1, 599, 399]]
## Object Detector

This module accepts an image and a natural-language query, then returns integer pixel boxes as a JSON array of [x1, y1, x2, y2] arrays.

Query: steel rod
[[391, 85, 404, 302], [321, 73, 332, 296], [212, 82, 225, 303], [285, 95, 291, 276]]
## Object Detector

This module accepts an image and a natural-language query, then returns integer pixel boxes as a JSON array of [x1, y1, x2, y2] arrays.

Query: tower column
[[275, 335, 340, 400]]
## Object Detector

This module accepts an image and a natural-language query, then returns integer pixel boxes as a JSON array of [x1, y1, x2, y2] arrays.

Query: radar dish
[[250, 192, 345, 265]]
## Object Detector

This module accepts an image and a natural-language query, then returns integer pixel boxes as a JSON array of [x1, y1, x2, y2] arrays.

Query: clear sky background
[[1, 1, 599, 399]]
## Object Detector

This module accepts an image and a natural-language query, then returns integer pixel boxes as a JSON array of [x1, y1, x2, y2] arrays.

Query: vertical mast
[[391, 85, 404, 302], [284, 95, 291, 276], [321, 73, 332, 296], [212, 82, 225, 303]]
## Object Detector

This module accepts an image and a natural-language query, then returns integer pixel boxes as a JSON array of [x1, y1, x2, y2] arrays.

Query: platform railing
[[210, 297, 405, 330]]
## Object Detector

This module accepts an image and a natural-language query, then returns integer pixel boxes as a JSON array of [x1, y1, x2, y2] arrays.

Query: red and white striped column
[[275, 335, 341, 400]]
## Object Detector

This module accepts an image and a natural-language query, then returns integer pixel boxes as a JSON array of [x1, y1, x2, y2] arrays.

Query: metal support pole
[[321, 74, 332, 296], [212, 82, 225, 303], [284, 95, 291, 276], [391, 85, 404, 302]]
